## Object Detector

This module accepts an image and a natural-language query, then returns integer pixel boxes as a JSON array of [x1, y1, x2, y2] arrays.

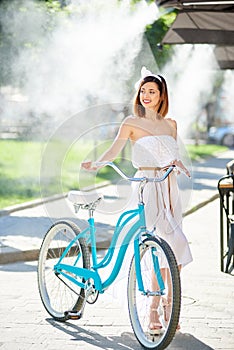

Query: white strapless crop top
[[132, 135, 179, 169]]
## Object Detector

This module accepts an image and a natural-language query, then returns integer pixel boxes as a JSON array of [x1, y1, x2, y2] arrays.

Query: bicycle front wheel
[[128, 236, 181, 350], [38, 220, 90, 321]]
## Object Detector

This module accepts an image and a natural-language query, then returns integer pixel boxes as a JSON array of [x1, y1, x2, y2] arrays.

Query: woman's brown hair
[[133, 75, 169, 118]]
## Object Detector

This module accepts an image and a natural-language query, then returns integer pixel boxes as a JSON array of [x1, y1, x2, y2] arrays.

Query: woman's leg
[[163, 264, 181, 329], [149, 268, 166, 333]]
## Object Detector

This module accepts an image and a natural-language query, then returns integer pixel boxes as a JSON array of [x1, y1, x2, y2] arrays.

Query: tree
[[145, 11, 177, 69], [0, 0, 70, 86]]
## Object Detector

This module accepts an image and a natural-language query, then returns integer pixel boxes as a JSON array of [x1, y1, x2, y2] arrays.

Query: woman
[[82, 66, 193, 333]]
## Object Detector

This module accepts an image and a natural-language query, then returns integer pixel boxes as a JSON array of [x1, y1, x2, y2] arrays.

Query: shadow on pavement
[[191, 156, 231, 192], [47, 318, 141, 350], [193, 156, 231, 171], [169, 331, 214, 349], [0, 260, 37, 272], [0, 215, 114, 239], [0, 216, 115, 265], [46, 318, 214, 350]]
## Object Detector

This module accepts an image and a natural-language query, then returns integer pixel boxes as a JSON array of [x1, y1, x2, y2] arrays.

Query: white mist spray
[[220, 70, 234, 123], [162, 44, 218, 138], [1, 0, 158, 137]]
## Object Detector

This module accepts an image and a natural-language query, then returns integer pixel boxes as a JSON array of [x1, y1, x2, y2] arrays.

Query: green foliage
[[186, 144, 228, 161], [0, 140, 44, 208], [145, 11, 177, 68], [0, 0, 176, 85], [0, 0, 71, 86], [0, 139, 129, 208], [127, 0, 177, 67]]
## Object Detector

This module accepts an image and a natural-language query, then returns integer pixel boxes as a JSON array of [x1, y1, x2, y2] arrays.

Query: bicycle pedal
[[65, 310, 82, 320]]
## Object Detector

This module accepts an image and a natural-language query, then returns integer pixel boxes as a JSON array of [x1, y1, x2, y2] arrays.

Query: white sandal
[[148, 307, 163, 335]]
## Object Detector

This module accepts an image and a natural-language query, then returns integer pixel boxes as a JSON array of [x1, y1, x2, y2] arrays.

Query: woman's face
[[139, 82, 160, 111]]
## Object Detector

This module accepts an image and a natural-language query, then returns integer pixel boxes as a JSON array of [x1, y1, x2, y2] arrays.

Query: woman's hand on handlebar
[[170, 159, 191, 178], [81, 160, 97, 171], [81, 160, 105, 171]]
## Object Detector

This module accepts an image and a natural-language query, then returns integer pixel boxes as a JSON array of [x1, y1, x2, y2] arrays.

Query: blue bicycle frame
[[54, 163, 174, 297], [54, 201, 165, 296]]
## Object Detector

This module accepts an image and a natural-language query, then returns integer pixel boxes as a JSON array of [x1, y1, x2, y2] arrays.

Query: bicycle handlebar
[[93, 161, 176, 183]]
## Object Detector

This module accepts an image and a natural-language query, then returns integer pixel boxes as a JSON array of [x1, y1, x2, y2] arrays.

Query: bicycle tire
[[127, 236, 181, 350], [38, 220, 90, 321]]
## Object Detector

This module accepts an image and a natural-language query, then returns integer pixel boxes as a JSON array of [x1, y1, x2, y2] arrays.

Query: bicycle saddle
[[68, 190, 104, 205]]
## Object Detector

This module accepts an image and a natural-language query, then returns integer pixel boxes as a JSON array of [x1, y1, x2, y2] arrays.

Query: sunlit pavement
[[0, 149, 234, 349]]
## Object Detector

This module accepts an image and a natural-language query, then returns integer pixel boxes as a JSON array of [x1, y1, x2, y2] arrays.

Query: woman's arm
[[168, 119, 191, 178], [166, 118, 177, 139], [81, 117, 133, 170]]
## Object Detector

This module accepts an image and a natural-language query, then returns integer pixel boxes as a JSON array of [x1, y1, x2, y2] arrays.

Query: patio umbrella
[[156, 0, 234, 11], [160, 11, 234, 44], [155, 0, 234, 44], [155, 1, 234, 68], [214, 46, 234, 69]]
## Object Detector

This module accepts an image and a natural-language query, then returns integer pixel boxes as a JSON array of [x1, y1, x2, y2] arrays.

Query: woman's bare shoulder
[[120, 115, 142, 140], [165, 117, 177, 138], [165, 117, 177, 129], [122, 115, 139, 126]]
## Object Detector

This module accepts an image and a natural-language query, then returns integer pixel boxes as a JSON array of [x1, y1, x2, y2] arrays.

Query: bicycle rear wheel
[[127, 236, 181, 350], [38, 220, 90, 321]]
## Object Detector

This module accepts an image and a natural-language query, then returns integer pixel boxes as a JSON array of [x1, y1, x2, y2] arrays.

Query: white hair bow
[[134, 66, 162, 90]]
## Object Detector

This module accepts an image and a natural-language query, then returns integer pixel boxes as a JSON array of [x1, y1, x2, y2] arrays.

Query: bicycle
[[38, 162, 181, 350]]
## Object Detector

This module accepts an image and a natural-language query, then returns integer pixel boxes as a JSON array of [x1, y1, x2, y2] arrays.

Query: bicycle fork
[[134, 233, 166, 297]]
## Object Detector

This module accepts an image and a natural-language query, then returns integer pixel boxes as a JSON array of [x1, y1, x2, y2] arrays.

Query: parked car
[[208, 125, 234, 147]]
